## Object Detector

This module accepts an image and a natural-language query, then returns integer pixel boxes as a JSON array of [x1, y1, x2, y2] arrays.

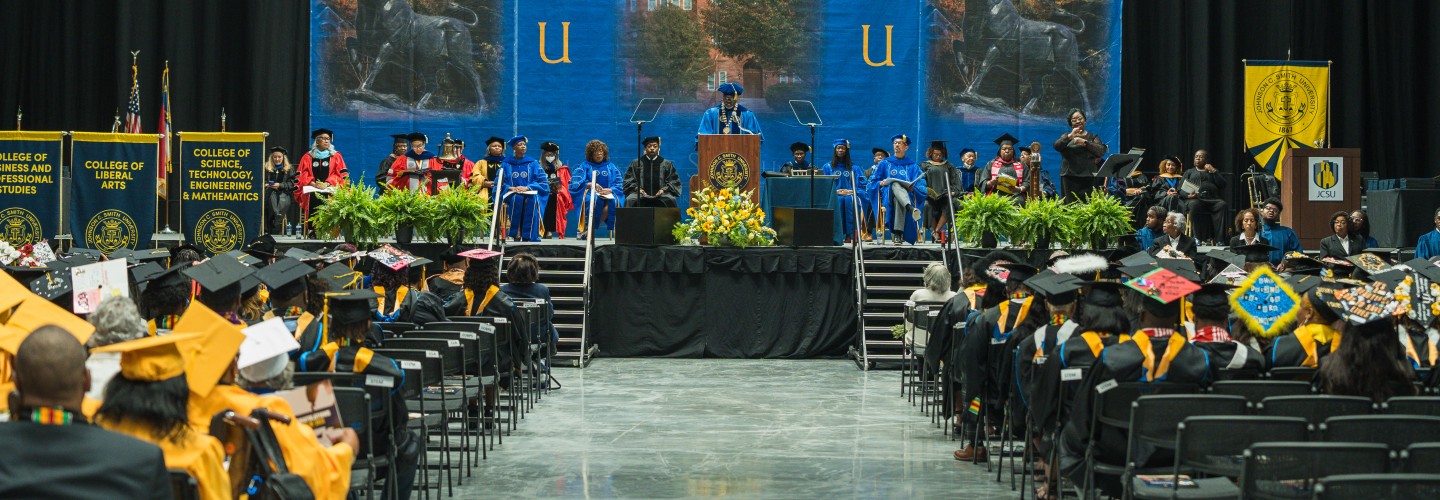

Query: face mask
[[544, 154, 556, 162]]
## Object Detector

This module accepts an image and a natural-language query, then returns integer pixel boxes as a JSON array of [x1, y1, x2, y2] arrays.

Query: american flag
[[124, 57, 141, 134], [157, 65, 171, 199]]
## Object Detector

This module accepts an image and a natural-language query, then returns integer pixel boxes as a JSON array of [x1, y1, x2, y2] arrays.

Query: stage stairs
[[501, 244, 596, 367], [852, 245, 951, 370]]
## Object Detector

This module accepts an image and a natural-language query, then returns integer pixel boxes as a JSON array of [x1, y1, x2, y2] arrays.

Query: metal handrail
[[579, 171, 598, 369]]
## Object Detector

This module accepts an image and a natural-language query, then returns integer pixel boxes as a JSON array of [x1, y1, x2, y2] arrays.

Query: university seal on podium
[[195, 208, 245, 254], [706, 151, 749, 191], [0, 207, 42, 246], [85, 209, 138, 253]]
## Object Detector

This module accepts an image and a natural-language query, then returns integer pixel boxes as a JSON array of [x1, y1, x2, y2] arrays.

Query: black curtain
[[1122, 0, 1440, 209]]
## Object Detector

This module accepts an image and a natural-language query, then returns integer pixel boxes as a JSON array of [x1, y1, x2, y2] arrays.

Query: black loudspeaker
[[616, 207, 681, 245], [773, 208, 833, 246]]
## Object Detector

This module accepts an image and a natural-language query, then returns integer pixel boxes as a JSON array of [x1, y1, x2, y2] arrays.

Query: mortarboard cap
[[485, 136, 506, 146], [237, 318, 301, 382], [310, 128, 334, 139], [318, 263, 364, 292], [28, 271, 71, 302], [182, 256, 257, 294], [890, 133, 911, 146], [1119, 264, 1155, 279], [871, 147, 889, 158], [1285, 274, 1330, 295], [998, 262, 1039, 285], [67, 248, 104, 262], [326, 290, 380, 326], [1119, 250, 1157, 268], [959, 147, 977, 157], [458, 248, 502, 261], [1231, 243, 1278, 263], [789, 142, 810, 153], [4, 265, 49, 285], [540, 141, 559, 153], [172, 301, 247, 397], [1027, 274, 1082, 304], [0, 294, 94, 353], [1207, 249, 1245, 270], [390, 134, 408, 144], [222, 250, 263, 266], [257, 257, 315, 290], [282, 247, 323, 263], [1331, 280, 1409, 327], [244, 235, 277, 261], [1345, 253, 1393, 275], [993, 133, 1019, 147], [1405, 258, 1440, 284], [268, 146, 288, 156], [928, 140, 947, 153], [139, 263, 192, 291], [1158, 258, 1201, 282], [1231, 267, 1302, 338], [716, 82, 744, 95], [508, 135, 527, 147], [107, 248, 136, 261], [832, 139, 849, 148], [130, 262, 163, 286], [1190, 282, 1235, 309], [1368, 269, 1408, 289], [134, 248, 172, 263], [1082, 281, 1126, 307], [404, 132, 427, 143], [1126, 267, 1201, 305], [643, 136, 662, 146], [91, 332, 201, 383]]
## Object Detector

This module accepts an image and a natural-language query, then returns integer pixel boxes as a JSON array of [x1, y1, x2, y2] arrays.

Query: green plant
[[374, 187, 439, 233], [953, 191, 1019, 246], [308, 184, 383, 247], [1065, 189, 1134, 249], [1013, 196, 1074, 249], [420, 185, 492, 244], [890, 324, 906, 340]]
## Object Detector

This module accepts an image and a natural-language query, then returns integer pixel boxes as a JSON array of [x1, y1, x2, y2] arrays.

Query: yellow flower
[[686, 208, 696, 217]]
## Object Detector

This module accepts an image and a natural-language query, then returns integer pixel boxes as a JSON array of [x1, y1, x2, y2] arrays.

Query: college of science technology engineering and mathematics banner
[[178, 133, 265, 255], [0, 132, 63, 247], [69, 132, 159, 253]]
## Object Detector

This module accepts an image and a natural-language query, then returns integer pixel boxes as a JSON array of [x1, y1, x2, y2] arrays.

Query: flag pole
[[160, 61, 176, 234], [111, 108, 121, 133]]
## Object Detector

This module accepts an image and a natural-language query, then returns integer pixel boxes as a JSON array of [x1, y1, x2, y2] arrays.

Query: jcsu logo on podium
[[1308, 158, 1343, 201]]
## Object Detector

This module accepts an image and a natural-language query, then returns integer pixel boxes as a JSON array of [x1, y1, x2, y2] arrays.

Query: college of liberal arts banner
[[178, 132, 265, 255], [0, 131, 63, 246], [310, 0, 1123, 236], [69, 132, 159, 252]]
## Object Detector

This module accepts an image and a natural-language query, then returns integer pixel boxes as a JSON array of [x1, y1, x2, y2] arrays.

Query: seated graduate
[[1317, 300, 1417, 403], [183, 255, 258, 326], [1268, 283, 1346, 369], [1416, 207, 1440, 260], [237, 273, 270, 325], [427, 246, 467, 305], [136, 263, 192, 335], [1189, 283, 1266, 377], [0, 326, 171, 499], [868, 133, 927, 244], [953, 262, 1044, 463], [389, 132, 441, 193], [1147, 211, 1197, 259], [1135, 206, 1166, 251], [501, 136, 551, 242], [85, 295, 150, 406], [1318, 210, 1367, 260], [926, 251, 1016, 432], [821, 139, 863, 242], [1059, 272, 1212, 497], [780, 141, 812, 174], [93, 332, 230, 500], [569, 139, 626, 239], [370, 249, 448, 326], [318, 290, 421, 499], [1028, 280, 1132, 459], [1012, 256, 1104, 424], [182, 303, 358, 499], [1146, 156, 1189, 215], [442, 248, 529, 422], [257, 257, 329, 373], [623, 136, 681, 208]]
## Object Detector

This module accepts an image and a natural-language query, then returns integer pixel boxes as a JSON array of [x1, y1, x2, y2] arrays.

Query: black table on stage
[[1368, 188, 1440, 248], [585, 245, 857, 358]]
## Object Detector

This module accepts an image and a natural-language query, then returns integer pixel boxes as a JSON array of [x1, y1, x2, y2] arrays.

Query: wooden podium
[[695, 134, 761, 205], [1279, 148, 1361, 248]]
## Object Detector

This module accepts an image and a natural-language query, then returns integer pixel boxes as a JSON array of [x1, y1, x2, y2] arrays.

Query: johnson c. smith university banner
[[178, 132, 265, 255], [0, 132, 63, 247], [1244, 60, 1330, 180], [69, 132, 159, 252]]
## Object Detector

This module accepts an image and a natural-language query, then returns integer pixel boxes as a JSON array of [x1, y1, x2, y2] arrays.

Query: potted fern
[[421, 185, 492, 245], [954, 191, 1019, 247], [1066, 189, 1133, 249], [1014, 196, 1072, 250], [374, 187, 437, 245], [308, 184, 382, 247]]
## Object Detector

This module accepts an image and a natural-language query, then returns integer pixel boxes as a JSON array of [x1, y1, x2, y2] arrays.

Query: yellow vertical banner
[[1244, 60, 1330, 180]]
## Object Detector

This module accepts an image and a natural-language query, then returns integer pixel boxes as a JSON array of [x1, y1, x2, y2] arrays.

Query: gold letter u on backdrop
[[862, 25, 894, 67], [539, 22, 572, 64]]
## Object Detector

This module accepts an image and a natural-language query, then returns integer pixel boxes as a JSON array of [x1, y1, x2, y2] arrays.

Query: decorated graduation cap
[[318, 263, 364, 292], [311, 128, 334, 139], [91, 332, 200, 383], [1209, 264, 1249, 285], [1403, 258, 1440, 325], [789, 142, 810, 153], [540, 141, 559, 153], [1051, 253, 1109, 280], [998, 263, 1040, 287], [1125, 266, 1201, 307], [1231, 266, 1301, 338], [890, 133, 911, 146], [237, 318, 301, 382], [993, 133, 1019, 148], [716, 82, 744, 95], [4, 265, 49, 286], [1345, 252, 1393, 275], [326, 290, 380, 326], [171, 301, 248, 397], [643, 136, 662, 146], [458, 248, 502, 261], [67, 248, 104, 262], [28, 270, 71, 303], [2, 291, 95, 345], [258, 257, 315, 291], [1232, 243, 1278, 264], [1027, 273, 1082, 304], [508, 135, 527, 147], [1331, 278, 1410, 327], [183, 255, 257, 295]]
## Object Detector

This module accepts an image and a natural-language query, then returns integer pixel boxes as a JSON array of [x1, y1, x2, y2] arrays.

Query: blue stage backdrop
[[69, 132, 159, 252], [311, 0, 1122, 237], [0, 132, 64, 247]]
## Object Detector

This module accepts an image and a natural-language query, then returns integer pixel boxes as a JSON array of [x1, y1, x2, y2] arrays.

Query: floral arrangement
[[0, 241, 42, 267], [673, 187, 776, 247]]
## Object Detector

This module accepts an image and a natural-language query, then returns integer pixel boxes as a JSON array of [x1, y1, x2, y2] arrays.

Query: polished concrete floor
[[446, 358, 1021, 498]]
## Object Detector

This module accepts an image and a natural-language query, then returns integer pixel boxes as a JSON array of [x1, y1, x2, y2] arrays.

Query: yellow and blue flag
[[1243, 60, 1330, 180]]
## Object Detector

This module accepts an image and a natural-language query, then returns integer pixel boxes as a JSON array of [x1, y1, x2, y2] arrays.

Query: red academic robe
[[551, 163, 574, 236], [294, 151, 348, 219], [389, 155, 443, 193]]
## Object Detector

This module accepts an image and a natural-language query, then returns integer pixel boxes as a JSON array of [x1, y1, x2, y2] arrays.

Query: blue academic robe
[[697, 104, 764, 138], [1136, 226, 1159, 251], [1418, 230, 1440, 260], [569, 160, 626, 232], [867, 155, 927, 243], [502, 155, 549, 241], [958, 163, 980, 193], [823, 161, 862, 237], [1261, 221, 1302, 265]]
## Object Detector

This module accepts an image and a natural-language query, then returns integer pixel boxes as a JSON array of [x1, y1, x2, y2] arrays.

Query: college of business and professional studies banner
[[0, 132, 64, 247]]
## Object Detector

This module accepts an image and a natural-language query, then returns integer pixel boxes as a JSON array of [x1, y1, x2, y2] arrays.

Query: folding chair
[[1380, 396, 1440, 417], [401, 329, 493, 462], [1209, 380, 1311, 403], [1256, 395, 1372, 425], [1402, 443, 1440, 473], [1265, 366, 1316, 382], [333, 384, 397, 500], [374, 347, 451, 498], [384, 338, 474, 478], [1081, 382, 1200, 497], [1321, 415, 1440, 451], [1313, 473, 1440, 499], [1122, 395, 1250, 499], [1132, 416, 1308, 499], [1239, 442, 1391, 500]]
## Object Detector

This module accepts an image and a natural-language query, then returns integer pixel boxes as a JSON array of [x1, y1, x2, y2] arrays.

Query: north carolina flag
[[1243, 61, 1330, 180], [157, 65, 171, 199]]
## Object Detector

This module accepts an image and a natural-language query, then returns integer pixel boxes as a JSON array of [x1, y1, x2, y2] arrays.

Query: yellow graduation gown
[[189, 385, 355, 499], [100, 419, 230, 500]]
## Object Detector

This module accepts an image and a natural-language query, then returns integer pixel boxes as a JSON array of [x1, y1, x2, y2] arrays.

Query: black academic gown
[[426, 275, 464, 305], [378, 287, 449, 326], [1195, 340, 1267, 378], [444, 287, 530, 376], [923, 287, 981, 385], [1148, 233, 1198, 259], [1029, 330, 1128, 439], [0, 418, 171, 499], [1011, 320, 1081, 431], [623, 155, 682, 207], [288, 313, 332, 372], [333, 344, 416, 460], [1266, 326, 1337, 369], [958, 298, 1036, 436], [1059, 333, 1212, 495]]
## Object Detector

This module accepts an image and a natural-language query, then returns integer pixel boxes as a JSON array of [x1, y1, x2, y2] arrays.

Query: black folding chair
[[293, 371, 399, 497], [374, 347, 451, 498], [1081, 382, 1200, 497], [168, 469, 198, 500], [1321, 415, 1440, 451], [1314, 473, 1440, 499], [1123, 395, 1250, 499], [1381, 396, 1440, 417], [1265, 366, 1316, 382], [1133, 416, 1308, 499], [1239, 442, 1392, 500], [400, 329, 493, 462], [1256, 395, 1373, 425], [1210, 380, 1312, 403], [1402, 443, 1440, 473], [333, 385, 395, 500]]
